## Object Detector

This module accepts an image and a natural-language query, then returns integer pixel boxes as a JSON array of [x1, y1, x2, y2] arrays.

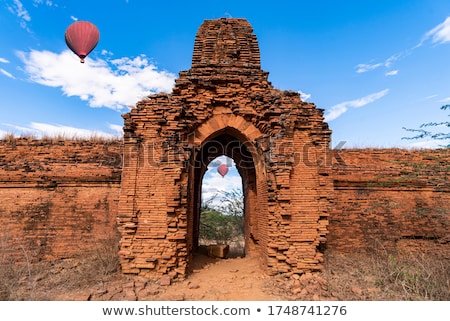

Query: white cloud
[[3, 122, 122, 139], [324, 89, 389, 122], [0, 59, 15, 78], [70, 15, 78, 21], [8, 0, 31, 30], [202, 156, 242, 206], [0, 129, 8, 139], [17, 49, 176, 111], [385, 70, 398, 76], [298, 90, 311, 101], [355, 62, 383, 73], [101, 49, 113, 56], [202, 172, 242, 206], [356, 16, 450, 76], [438, 97, 450, 103], [30, 122, 120, 138], [423, 94, 438, 100], [423, 16, 450, 45], [0, 68, 15, 79], [108, 124, 123, 136], [407, 139, 446, 149], [33, 0, 56, 7], [356, 53, 402, 74], [11, 0, 30, 21], [2, 123, 31, 133]]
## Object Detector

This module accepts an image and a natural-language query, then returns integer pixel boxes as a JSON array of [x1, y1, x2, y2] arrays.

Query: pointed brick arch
[[191, 113, 263, 144], [187, 123, 268, 260], [118, 18, 332, 281]]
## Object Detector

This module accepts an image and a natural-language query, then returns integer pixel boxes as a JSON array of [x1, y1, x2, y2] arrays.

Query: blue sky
[[1, 1, 450, 198], [2, 0, 450, 147]]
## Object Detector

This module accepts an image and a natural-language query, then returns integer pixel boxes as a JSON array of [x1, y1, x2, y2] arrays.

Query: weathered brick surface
[[0, 138, 122, 261], [329, 148, 450, 256], [0, 143, 448, 273], [118, 18, 332, 279]]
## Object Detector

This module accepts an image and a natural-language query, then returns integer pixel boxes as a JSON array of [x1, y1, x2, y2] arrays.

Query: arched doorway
[[199, 155, 245, 257], [188, 127, 260, 264]]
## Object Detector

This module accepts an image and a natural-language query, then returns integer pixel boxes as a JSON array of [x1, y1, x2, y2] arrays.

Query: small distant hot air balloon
[[65, 21, 100, 63], [217, 164, 229, 178]]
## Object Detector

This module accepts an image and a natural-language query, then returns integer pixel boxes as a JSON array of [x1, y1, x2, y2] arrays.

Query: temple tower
[[118, 18, 333, 280]]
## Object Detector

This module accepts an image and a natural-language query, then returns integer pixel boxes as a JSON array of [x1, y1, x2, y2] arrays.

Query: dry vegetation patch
[[322, 248, 450, 301], [0, 235, 121, 300], [1, 235, 448, 301]]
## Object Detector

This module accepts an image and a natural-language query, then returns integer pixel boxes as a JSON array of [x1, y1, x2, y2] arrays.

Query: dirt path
[[85, 252, 331, 301], [22, 252, 288, 301], [142, 253, 285, 301]]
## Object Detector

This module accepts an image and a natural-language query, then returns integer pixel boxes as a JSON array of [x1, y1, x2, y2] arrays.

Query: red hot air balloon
[[65, 21, 100, 63], [217, 164, 229, 178]]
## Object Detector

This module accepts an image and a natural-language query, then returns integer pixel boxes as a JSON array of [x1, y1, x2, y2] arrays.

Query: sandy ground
[[147, 253, 283, 301], [86, 253, 288, 301]]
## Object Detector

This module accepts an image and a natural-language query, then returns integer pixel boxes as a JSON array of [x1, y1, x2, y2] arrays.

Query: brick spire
[[191, 18, 261, 69]]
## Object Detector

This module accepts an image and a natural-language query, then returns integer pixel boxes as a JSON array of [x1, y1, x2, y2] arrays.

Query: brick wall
[[0, 138, 122, 261], [329, 148, 450, 257], [0, 139, 448, 269]]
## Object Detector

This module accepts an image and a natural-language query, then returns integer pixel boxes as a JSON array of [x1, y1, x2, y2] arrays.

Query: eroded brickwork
[[118, 18, 332, 279], [0, 139, 122, 261], [329, 148, 450, 256], [1, 141, 448, 266]]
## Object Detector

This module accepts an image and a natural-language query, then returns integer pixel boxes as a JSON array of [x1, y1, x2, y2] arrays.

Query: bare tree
[[402, 105, 450, 147]]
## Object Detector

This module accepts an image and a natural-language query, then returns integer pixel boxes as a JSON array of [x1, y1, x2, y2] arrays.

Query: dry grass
[[0, 233, 39, 300], [2, 228, 448, 300], [323, 247, 450, 301], [0, 132, 122, 144], [0, 234, 121, 300]]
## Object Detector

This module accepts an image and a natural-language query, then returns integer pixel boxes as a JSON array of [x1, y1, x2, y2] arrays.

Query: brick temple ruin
[[0, 18, 448, 282], [118, 18, 333, 279]]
